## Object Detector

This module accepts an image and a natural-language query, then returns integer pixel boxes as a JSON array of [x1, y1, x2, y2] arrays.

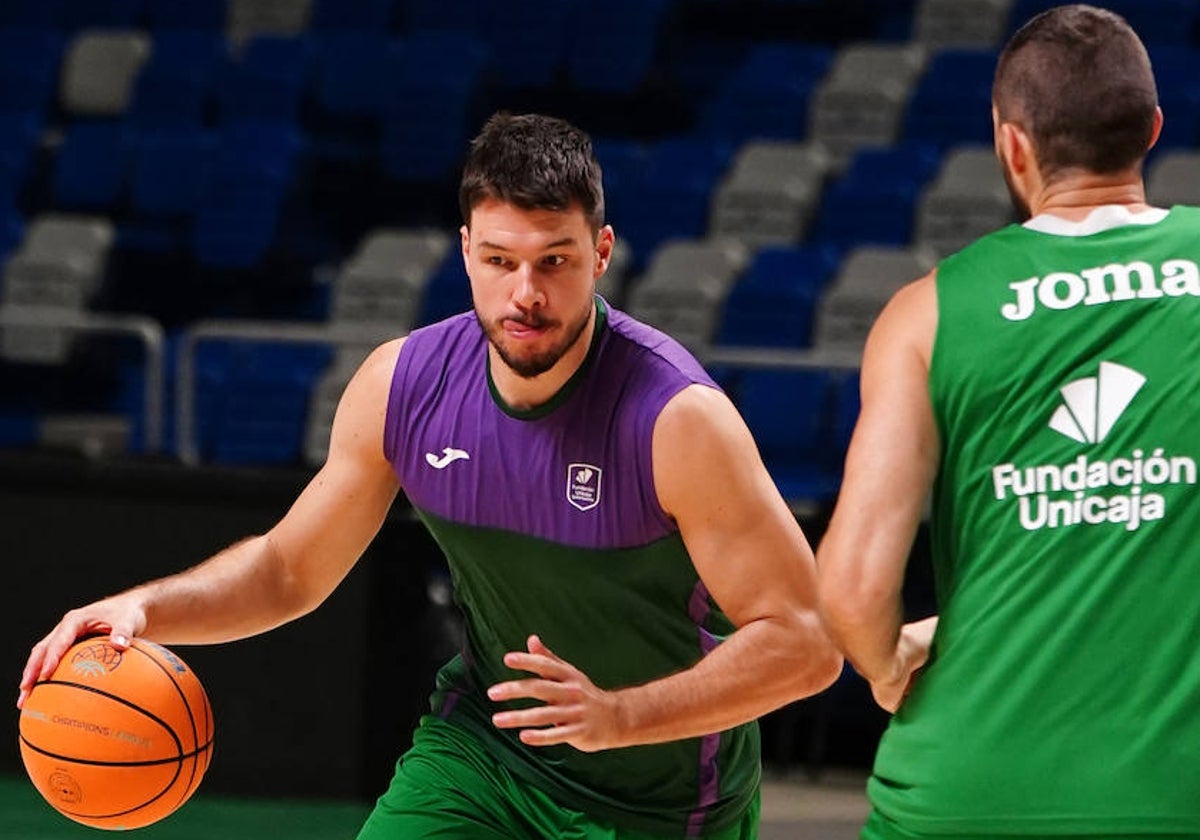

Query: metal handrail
[[176, 320, 401, 466], [0, 306, 166, 452]]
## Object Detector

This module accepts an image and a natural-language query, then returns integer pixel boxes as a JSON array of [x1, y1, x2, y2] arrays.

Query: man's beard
[[477, 304, 592, 379]]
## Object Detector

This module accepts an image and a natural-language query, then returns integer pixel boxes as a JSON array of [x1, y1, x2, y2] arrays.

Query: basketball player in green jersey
[[819, 5, 1200, 838]]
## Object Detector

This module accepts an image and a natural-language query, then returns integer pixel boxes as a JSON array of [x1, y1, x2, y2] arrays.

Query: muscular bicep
[[654, 385, 818, 629], [267, 340, 403, 607]]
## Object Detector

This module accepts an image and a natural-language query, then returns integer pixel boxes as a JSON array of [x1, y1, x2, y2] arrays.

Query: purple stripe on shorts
[[685, 580, 721, 835]]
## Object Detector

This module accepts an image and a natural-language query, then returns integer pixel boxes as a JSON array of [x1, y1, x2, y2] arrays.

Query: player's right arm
[[18, 339, 405, 709]]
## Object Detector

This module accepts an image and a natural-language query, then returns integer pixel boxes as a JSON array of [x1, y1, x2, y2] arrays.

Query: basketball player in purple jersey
[[20, 113, 841, 838]]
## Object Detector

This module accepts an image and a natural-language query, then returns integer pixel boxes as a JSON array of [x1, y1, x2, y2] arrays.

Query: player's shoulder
[[602, 304, 713, 388]]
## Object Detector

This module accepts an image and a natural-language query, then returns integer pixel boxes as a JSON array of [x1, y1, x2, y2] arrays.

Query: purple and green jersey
[[382, 299, 760, 837]]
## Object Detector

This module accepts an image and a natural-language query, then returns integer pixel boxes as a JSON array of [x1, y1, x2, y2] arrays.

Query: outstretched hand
[[488, 635, 622, 753], [18, 599, 145, 709]]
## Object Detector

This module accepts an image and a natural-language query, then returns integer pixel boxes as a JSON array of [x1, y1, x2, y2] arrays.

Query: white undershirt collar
[[1022, 204, 1169, 237]]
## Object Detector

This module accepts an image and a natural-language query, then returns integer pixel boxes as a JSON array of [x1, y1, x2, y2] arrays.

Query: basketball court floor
[[0, 770, 870, 839]]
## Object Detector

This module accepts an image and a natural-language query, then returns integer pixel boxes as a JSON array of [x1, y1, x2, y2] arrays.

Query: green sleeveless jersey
[[870, 206, 1200, 834]]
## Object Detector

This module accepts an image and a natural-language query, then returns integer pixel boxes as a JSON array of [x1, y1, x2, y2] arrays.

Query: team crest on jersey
[[567, 463, 602, 511]]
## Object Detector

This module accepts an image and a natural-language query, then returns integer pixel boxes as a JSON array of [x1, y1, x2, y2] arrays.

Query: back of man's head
[[993, 4, 1158, 180]]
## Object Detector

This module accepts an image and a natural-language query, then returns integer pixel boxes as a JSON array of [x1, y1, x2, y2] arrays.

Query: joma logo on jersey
[[1000, 258, 1200, 321], [992, 363, 1197, 532], [567, 463, 602, 512]]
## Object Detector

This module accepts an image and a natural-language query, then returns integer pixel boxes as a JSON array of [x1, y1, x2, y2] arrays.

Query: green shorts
[[356, 716, 759, 840], [861, 809, 1199, 840]]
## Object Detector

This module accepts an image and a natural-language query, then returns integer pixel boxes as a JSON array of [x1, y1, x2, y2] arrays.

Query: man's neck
[[1030, 171, 1153, 221]]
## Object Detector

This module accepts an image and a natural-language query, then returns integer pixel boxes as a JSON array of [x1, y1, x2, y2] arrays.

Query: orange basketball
[[18, 637, 214, 830]]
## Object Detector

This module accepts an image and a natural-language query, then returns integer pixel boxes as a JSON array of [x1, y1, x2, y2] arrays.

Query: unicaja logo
[[992, 362, 1197, 532], [1049, 361, 1144, 444]]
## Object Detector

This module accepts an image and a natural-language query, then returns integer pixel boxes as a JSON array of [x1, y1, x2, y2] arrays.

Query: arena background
[[3, 0, 1195, 836]]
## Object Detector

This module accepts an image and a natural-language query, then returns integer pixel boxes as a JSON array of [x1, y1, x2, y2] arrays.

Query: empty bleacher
[[0, 0, 1195, 508]]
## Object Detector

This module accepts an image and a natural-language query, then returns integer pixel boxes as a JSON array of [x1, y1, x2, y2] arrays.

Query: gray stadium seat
[[915, 145, 1016, 257], [1, 215, 116, 363], [228, 0, 313, 48], [1146, 151, 1200, 207], [330, 228, 452, 330], [812, 245, 938, 354], [709, 142, 830, 247], [60, 31, 152, 117], [595, 239, 633, 308], [914, 0, 1014, 49], [808, 43, 928, 167], [625, 238, 750, 352]]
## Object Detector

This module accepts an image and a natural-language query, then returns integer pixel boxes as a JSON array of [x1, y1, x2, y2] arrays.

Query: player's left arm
[[491, 382, 843, 750]]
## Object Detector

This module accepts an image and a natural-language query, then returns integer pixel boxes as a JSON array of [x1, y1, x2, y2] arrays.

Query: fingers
[[488, 677, 577, 704], [502, 651, 573, 680], [492, 703, 580, 730], [18, 607, 136, 709], [518, 724, 583, 748]]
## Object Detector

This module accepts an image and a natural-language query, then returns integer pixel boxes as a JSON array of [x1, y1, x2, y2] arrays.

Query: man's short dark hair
[[993, 4, 1158, 179], [458, 112, 605, 234]]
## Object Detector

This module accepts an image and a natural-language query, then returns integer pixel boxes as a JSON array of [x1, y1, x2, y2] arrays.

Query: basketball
[[17, 637, 214, 830]]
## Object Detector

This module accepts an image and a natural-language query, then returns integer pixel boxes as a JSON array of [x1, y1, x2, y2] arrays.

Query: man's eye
[[543, 255, 566, 267]]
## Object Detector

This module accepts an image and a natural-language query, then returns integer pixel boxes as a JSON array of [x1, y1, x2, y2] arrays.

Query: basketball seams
[[23, 679, 185, 758], [18, 733, 215, 768], [126, 642, 207, 816]]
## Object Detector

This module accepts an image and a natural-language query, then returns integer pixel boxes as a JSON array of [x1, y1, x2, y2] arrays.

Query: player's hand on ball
[[488, 635, 621, 753], [872, 615, 939, 713], [18, 596, 146, 709]]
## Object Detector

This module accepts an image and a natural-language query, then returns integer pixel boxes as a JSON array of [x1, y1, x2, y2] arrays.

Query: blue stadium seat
[[566, 0, 672, 93], [664, 36, 748, 102], [379, 32, 490, 182], [0, 410, 38, 448], [0, 112, 41, 209], [716, 245, 841, 349], [480, 0, 578, 88], [309, 32, 398, 163], [699, 44, 834, 143], [312, 32, 397, 120], [0, 0, 67, 28], [0, 209, 24, 263], [218, 35, 314, 127], [732, 367, 842, 503], [1148, 46, 1200, 156], [195, 340, 332, 465], [0, 29, 65, 118], [607, 136, 733, 269], [144, 0, 228, 31], [131, 129, 218, 218], [397, 0, 488, 30], [62, 0, 143, 28], [813, 141, 942, 249], [190, 124, 303, 269], [903, 49, 997, 149], [130, 31, 227, 129], [831, 369, 860, 460], [52, 121, 132, 211], [310, 0, 396, 30], [416, 250, 472, 326]]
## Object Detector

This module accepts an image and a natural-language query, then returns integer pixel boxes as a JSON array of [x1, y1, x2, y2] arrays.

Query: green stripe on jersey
[[414, 507, 760, 837]]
